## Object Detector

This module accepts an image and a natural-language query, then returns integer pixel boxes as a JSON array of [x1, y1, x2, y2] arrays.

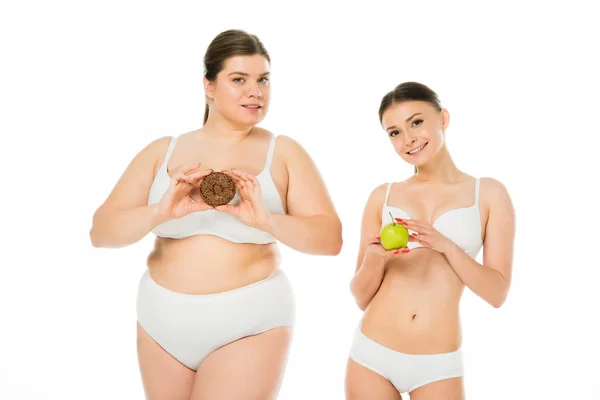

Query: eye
[[412, 119, 423, 127], [258, 77, 269, 84], [233, 77, 245, 83], [389, 130, 400, 138]]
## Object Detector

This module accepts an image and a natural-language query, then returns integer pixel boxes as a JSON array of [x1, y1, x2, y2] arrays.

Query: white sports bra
[[382, 178, 483, 258], [147, 134, 285, 244]]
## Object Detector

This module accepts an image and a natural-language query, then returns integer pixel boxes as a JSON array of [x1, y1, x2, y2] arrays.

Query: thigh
[[190, 327, 292, 400], [345, 358, 402, 400], [137, 322, 195, 400], [409, 377, 464, 400]]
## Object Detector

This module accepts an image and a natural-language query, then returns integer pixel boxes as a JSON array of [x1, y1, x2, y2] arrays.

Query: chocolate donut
[[199, 171, 236, 207]]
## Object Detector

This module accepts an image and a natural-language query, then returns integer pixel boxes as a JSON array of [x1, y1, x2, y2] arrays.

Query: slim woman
[[346, 82, 515, 400], [90, 30, 342, 400]]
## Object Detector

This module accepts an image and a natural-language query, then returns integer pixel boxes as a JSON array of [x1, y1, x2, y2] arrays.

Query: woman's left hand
[[215, 169, 273, 229], [398, 218, 454, 254]]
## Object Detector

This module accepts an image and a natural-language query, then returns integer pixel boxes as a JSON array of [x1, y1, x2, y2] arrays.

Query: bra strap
[[474, 177, 481, 205], [384, 182, 393, 206], [163, 136, 178, 172], [264, 135, 277, 170]]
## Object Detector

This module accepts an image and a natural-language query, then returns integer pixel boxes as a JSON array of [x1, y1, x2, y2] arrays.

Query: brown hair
[[203, 29, 271, 125], [378, 82, 442, 174]]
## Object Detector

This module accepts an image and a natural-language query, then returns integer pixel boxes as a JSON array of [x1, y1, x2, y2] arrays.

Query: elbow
[[490, 298, 505, 309], [490, 288, 509, 309], [89, 221, 114, 248], [327, 237, 343, 256], [357, 301, 367, 312], [89, 227, 105, 248], [349, 283, 368, 311], [324, 221, 343, 256], [487, 272, 511, 309]]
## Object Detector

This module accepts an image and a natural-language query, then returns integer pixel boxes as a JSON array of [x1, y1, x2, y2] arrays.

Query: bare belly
[[146, 234, 280, 294], [361, 248, 465, 354]]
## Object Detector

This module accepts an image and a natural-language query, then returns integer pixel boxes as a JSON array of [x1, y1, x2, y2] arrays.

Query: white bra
[[147, 134, 285, 244], [382, 178, 483, 258]]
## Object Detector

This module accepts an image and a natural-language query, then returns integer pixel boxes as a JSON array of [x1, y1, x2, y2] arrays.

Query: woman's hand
[[157, 163, 214, 219], [397, 218, 454, 254], [215, 169, 273, 228], [366, 235, 411, 260]]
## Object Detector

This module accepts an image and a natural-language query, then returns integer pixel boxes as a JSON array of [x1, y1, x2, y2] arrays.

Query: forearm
[[261, 214, 342, 255], [90, 204, 169, 248], [350, 253, 386, 311], [444, 243, 510, 308]]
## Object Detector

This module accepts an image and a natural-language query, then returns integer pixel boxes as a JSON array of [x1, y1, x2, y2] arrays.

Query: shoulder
[[271, 134, 304, 153], [263, 133, 312, 163], [152, 135, 173, 147], [131, 136, 174, 176], [479, 177, 514, 215], [127, 136, 172, 162], [369, 183, 389, 199], [479, 177, 510, 198], [364, 183, 389, 212]]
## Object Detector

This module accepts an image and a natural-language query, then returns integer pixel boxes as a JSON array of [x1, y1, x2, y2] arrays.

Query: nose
[[404, 132, 417, 147], [247, 82, 263, 98]]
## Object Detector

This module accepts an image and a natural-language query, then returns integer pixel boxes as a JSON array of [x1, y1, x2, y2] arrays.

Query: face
[[381, 101, 449, 168], [204, 54, 271, 127]]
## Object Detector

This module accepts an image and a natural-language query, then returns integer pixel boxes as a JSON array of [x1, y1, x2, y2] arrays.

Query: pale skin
[[90, 54, 342, 399], [345, 100, 515, 400]]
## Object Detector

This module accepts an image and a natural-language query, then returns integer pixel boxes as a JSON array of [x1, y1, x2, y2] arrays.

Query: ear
[[440, 108, 450, 133], [203, 76, 215, 100]]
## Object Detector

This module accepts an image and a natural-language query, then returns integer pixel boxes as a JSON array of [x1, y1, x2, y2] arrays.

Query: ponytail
[[203, 104, 209, 125]]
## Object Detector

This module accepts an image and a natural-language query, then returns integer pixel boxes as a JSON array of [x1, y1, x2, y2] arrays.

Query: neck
[[201, 110, 253, 142], [413, 144, 463, 183]]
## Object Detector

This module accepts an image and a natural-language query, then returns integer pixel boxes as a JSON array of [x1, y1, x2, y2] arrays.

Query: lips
[[406, 142, 428, 155], [242, 104, 262, 109]]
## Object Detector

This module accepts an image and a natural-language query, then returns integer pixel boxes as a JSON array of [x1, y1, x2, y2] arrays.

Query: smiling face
[[204, 54, 271, 127], [381, 100, 450, 168]]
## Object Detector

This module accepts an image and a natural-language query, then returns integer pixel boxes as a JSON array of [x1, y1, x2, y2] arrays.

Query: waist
[[361, 248, 464, 353], [147, 234, 280, 294]]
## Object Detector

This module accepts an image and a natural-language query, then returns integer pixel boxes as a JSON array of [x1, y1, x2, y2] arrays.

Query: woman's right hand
[[366, 236, 411, 259], [157, 163, 214, 219]]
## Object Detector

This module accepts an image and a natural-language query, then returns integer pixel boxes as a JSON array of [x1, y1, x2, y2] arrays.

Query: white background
[[3, 1, 600, 399]]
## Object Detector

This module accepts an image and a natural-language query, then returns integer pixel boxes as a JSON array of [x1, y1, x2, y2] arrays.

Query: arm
[[89, 137, 172, 248], [442, 178, 515, 308], [261, 136, 342, 256], [350, 184, 389, 311]]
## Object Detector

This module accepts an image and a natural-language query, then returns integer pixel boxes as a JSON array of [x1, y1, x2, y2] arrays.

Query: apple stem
[[389, 212, 395, 225]]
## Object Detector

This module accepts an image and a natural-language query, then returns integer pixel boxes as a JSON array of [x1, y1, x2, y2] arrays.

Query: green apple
[[379, 212, 409, 250]]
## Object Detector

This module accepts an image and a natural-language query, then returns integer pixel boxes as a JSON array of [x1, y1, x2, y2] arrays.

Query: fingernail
[[401, 249, 410, 253], [402, 222, 408, 226], [393, 250, 400, 254], [376, 236, 380, 240], [395, 218, 403, 222], [411, 233, 418, 236]]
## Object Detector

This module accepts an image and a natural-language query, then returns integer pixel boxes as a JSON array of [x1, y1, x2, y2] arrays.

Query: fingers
[[225, 169, 260, 189], [234, 169, 260, 187], [180, 162, 203, 175], [170, 163, 202, 185], [222, 170, 245, 189], [215, 204, 239, 216], [187, 168, 214, 183], [223, 169, 260, 198], [396, 218, 430, 234], [368, 235, 411, 255], [173, 171, 194, 185], [368, 235, 381, 245], [409, 232, 433, 248], [190, 200, 214, 212]]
